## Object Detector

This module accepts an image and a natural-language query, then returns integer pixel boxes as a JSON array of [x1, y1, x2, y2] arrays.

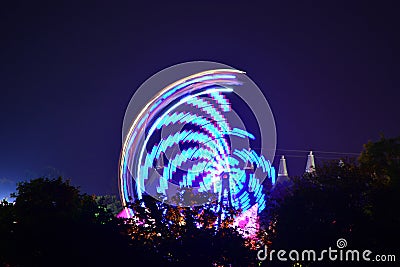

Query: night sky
[[1, 1, 399, 198]]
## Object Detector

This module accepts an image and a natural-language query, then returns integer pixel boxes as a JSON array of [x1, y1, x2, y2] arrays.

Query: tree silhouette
[[264, 136, 400, 267], [125, 191, 258, 266], [0, 177, 161, 267]]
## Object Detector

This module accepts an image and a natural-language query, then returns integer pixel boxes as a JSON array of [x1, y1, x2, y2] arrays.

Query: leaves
[[266, 136, 400, 264]]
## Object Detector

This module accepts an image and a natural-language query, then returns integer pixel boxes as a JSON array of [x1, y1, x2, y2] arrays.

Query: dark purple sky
[[1, 1, 399, 198]]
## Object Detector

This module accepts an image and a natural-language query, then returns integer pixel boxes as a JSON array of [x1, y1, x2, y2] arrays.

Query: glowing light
[[232, 204, 259, 238], [119, 67, 276, 218]]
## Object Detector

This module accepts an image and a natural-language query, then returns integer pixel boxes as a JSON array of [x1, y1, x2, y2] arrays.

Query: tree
[[0, 199, 17, 265], [95, 195, 121, 216], [358, 135, 400, 251], [1, 177, 258, 266], [265, 136, 400, 266], [11, 177, 103, 224], [0, 177, 159, 267], [267, 171, 362, 266], [125, 193, 258, 266], [359, 135, 400, 183]]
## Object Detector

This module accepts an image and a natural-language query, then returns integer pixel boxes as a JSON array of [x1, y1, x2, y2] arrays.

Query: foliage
[[358, 135, 400, 250], [125, 193, 258, 266], [11, 177, 98, 224], [0, 177, 158, 267], [1, 136, 398, 267], [0, 177, 258, 266], [359, 135, 400, 182], [95, 194, 122, 216], [264, 136, 400, 266]]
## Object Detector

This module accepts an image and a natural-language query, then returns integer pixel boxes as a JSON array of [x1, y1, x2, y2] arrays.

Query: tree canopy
[[0, 177, 161, 267], [264, 136, 399, 266], [1, 136, 398, 267]]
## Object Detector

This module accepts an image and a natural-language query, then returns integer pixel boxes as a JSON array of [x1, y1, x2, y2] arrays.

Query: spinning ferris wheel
[[118, 61, 277, 220]]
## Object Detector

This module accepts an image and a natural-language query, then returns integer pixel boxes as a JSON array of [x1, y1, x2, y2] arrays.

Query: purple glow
[[119, 63, 277, 218]]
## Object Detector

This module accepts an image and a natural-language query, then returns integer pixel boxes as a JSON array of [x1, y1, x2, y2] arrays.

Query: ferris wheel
[[119, 61, 277, 219]]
